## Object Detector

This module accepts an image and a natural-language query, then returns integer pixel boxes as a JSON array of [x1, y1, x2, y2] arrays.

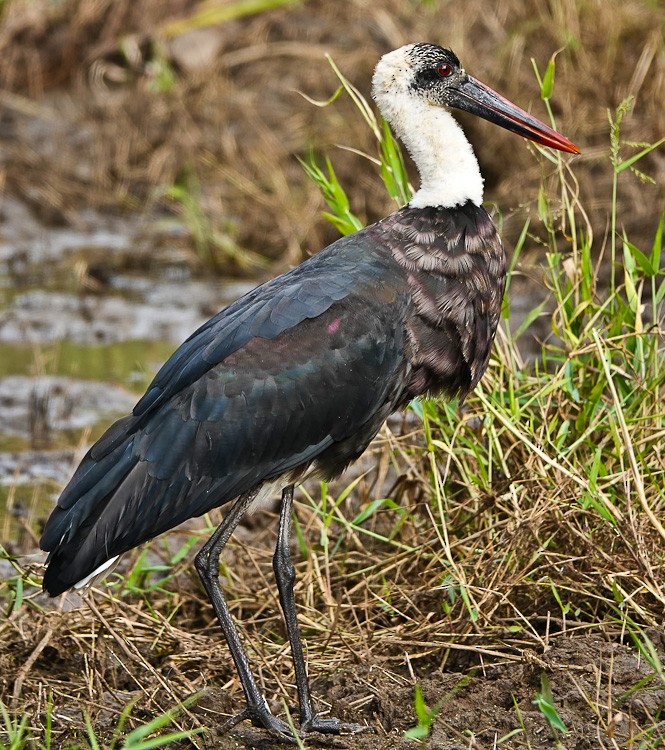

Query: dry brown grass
[[0, 0, 663, 264]]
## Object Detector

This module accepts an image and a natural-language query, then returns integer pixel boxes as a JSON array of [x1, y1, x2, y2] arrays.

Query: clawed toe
[[223, 705, 298, 743], [225, 702, 369, 743]]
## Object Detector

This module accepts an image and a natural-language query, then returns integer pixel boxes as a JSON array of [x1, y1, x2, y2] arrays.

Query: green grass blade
[[533, 674, 568, 733]]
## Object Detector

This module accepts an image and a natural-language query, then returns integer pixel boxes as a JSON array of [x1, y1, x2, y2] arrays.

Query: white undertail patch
[[73, 555, 120, 590]]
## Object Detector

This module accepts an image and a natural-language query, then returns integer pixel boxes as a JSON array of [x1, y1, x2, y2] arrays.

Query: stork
[[40, 43, 578, 742]]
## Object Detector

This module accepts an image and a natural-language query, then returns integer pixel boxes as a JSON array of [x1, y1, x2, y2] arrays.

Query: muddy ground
[[1, 0, 664, 748], [7, 544, 665, 749]]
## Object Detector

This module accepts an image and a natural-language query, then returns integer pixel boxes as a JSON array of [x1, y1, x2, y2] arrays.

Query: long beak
[[450, 75, 580, 154]]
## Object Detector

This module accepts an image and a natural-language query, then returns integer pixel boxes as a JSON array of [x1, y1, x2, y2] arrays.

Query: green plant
[[299, 154, 363, 236], [118, 535, 200, 597], [404, 673, 475, 741], [85, 693, 203, 750], [300, 54, 412, 223], [159, 0, 303, 39], [533, 673, 568, 746], [623, 621, 665, 687], [403, 684, 445, 741], [162, 167, 267, 270], [0, 545, 41, 617], [0, 698, 30, 750]]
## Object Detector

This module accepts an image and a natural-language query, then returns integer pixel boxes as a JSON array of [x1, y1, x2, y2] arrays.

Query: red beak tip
[[541, 136, 580, 155], [557, 137, 581, 155]]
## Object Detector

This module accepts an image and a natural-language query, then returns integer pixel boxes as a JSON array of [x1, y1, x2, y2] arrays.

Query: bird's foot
[[301, 714, 368, 735], [222, 704, 298, 744], [223, 703, 369, 742]]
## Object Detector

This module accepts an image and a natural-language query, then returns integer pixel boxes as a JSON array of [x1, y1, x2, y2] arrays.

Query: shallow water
[[0, 197, 257, 550]]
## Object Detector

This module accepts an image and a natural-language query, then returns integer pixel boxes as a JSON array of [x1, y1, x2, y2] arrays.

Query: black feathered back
[[41, 201, 505, 596]]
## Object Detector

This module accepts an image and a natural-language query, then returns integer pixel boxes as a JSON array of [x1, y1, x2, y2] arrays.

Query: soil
[[7, 575, 665, 749], [199, 635, 665, 749]]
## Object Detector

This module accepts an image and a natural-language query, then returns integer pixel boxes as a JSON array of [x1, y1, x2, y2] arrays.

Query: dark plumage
[[40, 43, 577, 741], [41, 202, 503, 595]]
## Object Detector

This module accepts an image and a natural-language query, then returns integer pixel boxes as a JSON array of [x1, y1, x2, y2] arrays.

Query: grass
[[0, 692, 203, 750], [1, 15, 664, 750], [533, 673, 568, 743], [403, 683, 445, 742], [161, 166, 269, 272]]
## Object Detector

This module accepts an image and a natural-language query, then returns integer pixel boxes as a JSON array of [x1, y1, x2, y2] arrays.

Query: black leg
[[195, 487, 295, 742], [273, 485, 365, 735]]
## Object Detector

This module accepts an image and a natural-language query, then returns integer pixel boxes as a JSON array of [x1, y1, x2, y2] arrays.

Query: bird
[[40, 43, 579, 742]]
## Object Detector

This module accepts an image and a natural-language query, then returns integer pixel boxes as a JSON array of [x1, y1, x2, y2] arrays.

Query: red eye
[[438, 62, 453, 77]]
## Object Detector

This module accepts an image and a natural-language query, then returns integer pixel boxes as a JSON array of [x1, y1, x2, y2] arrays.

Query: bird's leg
[[273, 485, 365, 735], [195, 487, 295, 742]]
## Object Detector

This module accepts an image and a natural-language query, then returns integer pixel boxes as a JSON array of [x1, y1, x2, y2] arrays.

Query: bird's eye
[[437, 62, 453, 77]]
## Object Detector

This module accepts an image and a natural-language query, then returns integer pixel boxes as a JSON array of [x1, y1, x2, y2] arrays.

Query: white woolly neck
[[372, 48, 484, 209]]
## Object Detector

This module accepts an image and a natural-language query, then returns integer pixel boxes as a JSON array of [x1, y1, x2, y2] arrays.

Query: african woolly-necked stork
[[41, 43, 578, 741]]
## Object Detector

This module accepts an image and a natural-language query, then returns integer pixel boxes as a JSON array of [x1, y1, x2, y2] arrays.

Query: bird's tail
[[40, 414, 139, 596]]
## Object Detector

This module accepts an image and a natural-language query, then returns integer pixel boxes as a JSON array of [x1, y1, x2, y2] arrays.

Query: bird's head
[[372, 43, 579, 155]]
